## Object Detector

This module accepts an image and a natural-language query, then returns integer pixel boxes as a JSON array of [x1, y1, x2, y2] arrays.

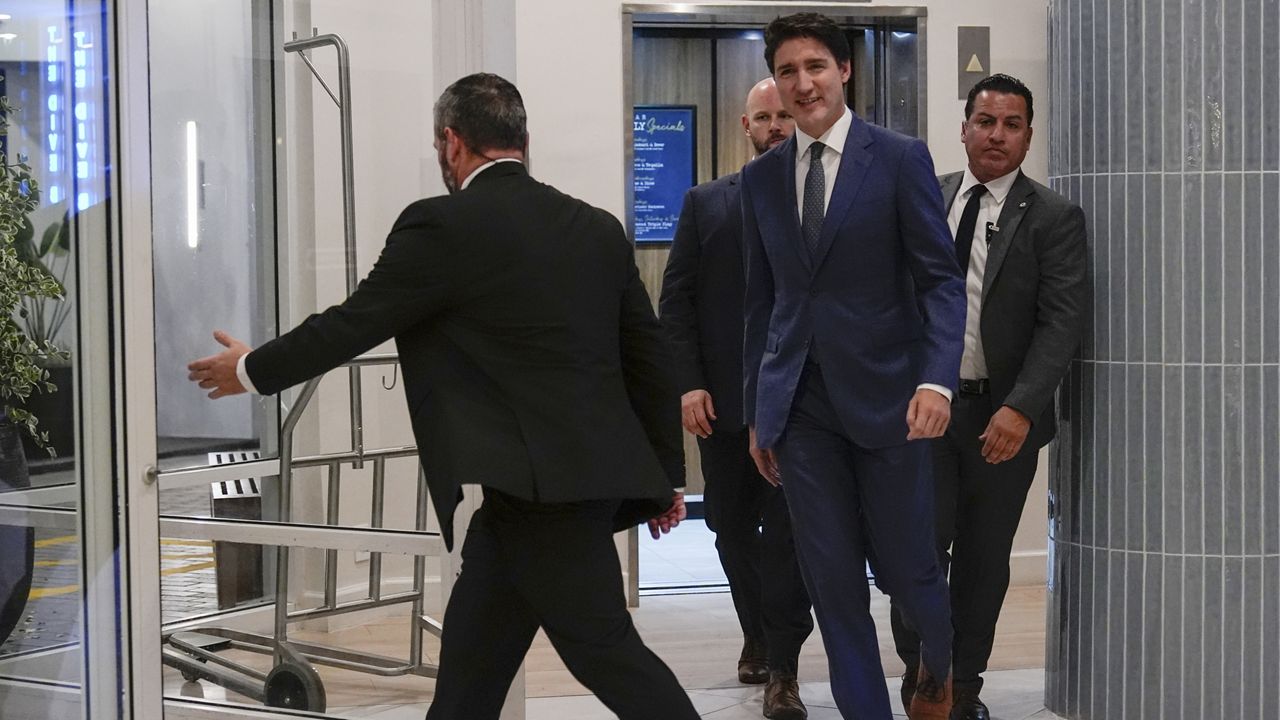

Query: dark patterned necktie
[[802, 142, 826, 259], [954, 184, 988, 273]]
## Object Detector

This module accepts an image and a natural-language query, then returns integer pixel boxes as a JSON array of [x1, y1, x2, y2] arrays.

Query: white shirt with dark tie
[[948, 166, 1020, 381]]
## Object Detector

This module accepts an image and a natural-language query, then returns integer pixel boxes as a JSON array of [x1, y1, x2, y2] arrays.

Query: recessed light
[[0, 14, 12, 22], [0, 33, 17, 41]]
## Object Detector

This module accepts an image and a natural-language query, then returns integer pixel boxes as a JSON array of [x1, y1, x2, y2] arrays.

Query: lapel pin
[[1019, 201, 1027, 208]]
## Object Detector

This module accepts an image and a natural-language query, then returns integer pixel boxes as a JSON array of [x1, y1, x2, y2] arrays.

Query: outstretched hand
[[647, 492, 687, 539], [187, 330, 251, 399]]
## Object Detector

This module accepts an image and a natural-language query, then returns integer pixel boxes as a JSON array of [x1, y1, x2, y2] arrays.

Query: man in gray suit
[[889, 74, 1087, 720]]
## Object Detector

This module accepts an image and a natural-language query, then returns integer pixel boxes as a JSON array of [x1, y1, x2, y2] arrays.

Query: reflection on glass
[[150, 0, 276, 477], [0, 1, 110, 714], [847, 27, 877, 122], [885, 28, 920, 137]]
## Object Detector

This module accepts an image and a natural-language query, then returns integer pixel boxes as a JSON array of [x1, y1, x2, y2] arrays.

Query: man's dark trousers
[[699, 427, 812, 671], [775, 363, 953, 718], [889, 390, 1037, 692], [426, 490, 699, 720]]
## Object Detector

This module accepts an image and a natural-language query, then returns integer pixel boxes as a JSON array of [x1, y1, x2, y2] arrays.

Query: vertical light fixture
[[185, 120, 198, 249]]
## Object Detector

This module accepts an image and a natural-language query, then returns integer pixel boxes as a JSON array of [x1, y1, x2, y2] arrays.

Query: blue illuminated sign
[[632, 105, 696, 244]]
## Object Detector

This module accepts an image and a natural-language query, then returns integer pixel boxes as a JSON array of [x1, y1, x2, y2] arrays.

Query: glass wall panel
[[148, 0, 280, 632], [0, 0, 117, 715], [148, 1, 447, 715]]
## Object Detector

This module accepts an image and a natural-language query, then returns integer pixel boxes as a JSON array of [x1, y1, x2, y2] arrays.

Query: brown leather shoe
[[737, 637, 769, 685], [762, 671, 807, 720], [907, 664, 952, 720]]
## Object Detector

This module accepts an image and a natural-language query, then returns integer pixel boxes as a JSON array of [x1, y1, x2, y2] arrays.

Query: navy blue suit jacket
[[742, 113, 966, 450], [658, 172, 748, 430]]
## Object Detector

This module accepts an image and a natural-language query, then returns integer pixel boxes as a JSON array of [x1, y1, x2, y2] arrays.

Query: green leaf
[[38, 221, 59, 257]]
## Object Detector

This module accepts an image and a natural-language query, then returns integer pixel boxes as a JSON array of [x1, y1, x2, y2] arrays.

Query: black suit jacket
[[940, 170, 1088, 451], [246, 163, 683, 546], [657, 172, 747, 431]]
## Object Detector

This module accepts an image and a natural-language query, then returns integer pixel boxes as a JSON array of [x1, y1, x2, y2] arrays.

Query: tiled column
[[1046, 1, 1280, 719], [1049, 1, 1280, 717]]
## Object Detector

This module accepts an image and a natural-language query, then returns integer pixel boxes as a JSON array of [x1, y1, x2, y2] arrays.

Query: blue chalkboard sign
[[632, 105, 696, 244]]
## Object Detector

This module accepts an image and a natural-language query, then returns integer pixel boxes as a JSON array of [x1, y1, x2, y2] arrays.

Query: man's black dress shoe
[[949, 692, 990, 720]]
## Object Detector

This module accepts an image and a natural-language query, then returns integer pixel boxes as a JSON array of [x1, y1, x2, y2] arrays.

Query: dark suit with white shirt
[[659, 171, 813, 673], [890, 169, 1087, 694], [242, 162, 699, 720]]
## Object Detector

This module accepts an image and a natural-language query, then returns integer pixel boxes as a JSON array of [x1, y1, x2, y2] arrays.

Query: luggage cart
[[161, 353, 446, 713], [161, 31, 446, 712]]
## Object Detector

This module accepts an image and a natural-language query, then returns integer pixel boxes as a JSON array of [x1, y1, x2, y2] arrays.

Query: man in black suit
[[889, 74, 1087, 720], [187, 73, 698, 720], [659, 78, 813, 720]]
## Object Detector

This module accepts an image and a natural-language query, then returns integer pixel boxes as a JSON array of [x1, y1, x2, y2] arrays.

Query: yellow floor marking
[[34, 559, 77, 568], [26, 558, 218, 600], [28, 585, 78, 600], [35, 537, 215, 549]]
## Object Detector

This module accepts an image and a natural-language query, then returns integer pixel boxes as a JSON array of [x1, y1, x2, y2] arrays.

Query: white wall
[[515, 0, 1052, 585], [278, 0, 439, 613]]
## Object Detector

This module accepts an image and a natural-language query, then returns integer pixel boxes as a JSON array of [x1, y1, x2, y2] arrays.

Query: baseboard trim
[[1009, 550, 1048, 588]]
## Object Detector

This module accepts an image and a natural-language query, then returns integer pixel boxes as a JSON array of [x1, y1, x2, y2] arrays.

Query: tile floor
[[6, 472, 1065, 719]]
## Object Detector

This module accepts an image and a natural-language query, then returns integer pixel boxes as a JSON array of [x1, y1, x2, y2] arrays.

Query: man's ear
[[442, 127, 466, 162]]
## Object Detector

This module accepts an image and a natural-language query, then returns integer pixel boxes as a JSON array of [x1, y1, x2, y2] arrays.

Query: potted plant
[[12, 211, 72, 458], [0, 97, 63, 648], [0, 97, 69, 458]]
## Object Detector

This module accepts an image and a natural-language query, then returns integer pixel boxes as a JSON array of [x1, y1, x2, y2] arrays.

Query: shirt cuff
[[917, 383, 953, 402], [236, 353, 260, 395]]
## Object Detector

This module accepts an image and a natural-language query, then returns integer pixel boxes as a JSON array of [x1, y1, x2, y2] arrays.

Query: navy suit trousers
[[775, 362, 952, 719]]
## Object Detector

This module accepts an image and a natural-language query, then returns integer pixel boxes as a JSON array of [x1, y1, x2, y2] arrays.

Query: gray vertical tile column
[[1047, 1, 1280, 718]]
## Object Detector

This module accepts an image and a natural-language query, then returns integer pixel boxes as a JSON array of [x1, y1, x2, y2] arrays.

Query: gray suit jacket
[[940, 170, 1088, 452]]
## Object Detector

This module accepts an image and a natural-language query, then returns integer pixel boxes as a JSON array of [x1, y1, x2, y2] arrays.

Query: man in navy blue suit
[[741, 13, 967, 720]]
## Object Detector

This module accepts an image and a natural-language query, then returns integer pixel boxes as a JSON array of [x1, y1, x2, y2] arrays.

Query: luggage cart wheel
[[180, 656, 209, 683], [264, 660, 326, 713]]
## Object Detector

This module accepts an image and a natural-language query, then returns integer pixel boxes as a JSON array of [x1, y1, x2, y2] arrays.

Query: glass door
[[0, 0, 159, 717], [139, 1, 482, 717]]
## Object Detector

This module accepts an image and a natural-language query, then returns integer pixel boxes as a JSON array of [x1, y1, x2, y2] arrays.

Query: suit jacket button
[[809, 288, 817, 297]]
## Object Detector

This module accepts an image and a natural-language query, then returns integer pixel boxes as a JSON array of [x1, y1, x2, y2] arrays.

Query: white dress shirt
[[948, 166, 1020, 381], [234, 158, 527, 395], [793, 106, 851, 218], [461, 157, 523, 190]]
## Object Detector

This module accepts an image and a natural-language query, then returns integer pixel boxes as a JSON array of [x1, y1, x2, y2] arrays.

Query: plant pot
[[0, 411, 35, 649], [18, 364, 74, 460]]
